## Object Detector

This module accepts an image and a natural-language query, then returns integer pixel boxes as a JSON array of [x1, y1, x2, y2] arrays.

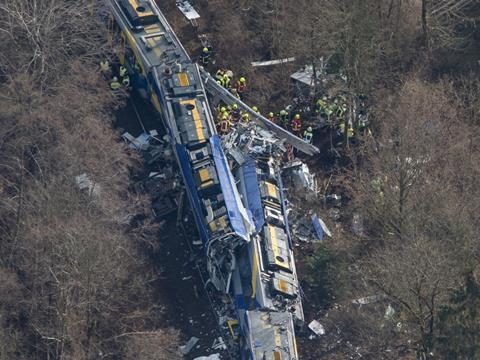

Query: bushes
[[307, 242, 349, 308]]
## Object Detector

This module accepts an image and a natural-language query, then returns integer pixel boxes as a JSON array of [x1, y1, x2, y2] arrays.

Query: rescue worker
[[338, 122, 354, 139], [100, 59, 110, 75], [200, 47, 211, 67], [291, 114, 302, 135], [315, 97, 327, 114], [110, 76, 121, 90], [303, 126, 313, 144], [336, 103, 347, 119], [216, 107, 227, 123], [220, 114, 232, 135], [122, 75, 130, 87], [241, 112, 250, 123], [119, 65, 127, 78], [231, 103, 241, 122], [267, 112, 276, 123], [222, 73, 231, 89], [230, 87, 240, 99], [324, 106, 334, 125], [134, 60, 142, 73], [279, 109, 289, 128], [236, 77, 247, 99], [215, 68, 225, 83], [220, 106, 228, 118], [252, 106, 260, 115]]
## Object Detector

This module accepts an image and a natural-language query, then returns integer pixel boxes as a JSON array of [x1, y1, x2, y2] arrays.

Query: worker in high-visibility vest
[[100, 59, 110, 74], [222, 73, 231, 89], [303, 126, 313, 144], [220, 115, 232, 134], [122, 75, 130, 87], [110, 77, 121, 90], [267, 112, 276, 123], [252, 106, 260, 115], [315, 97, 327, 114], [231, 103, 241, 122], [324, 106, 334, 126], [215, 69, 225, 83], [119, 65, 127, 78], [338, 122, 354, 138], [216, 107, 227, 124], [291, 114, 302, 135], [236, 77, 247, 99], [200, 47, 211, 67], [279, 109, 289, 128], [241, 112, 250, 123]]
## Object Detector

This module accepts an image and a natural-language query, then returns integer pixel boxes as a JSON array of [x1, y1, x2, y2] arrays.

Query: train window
[[185, 104, 195, 111], [136, 6, 146, 12]]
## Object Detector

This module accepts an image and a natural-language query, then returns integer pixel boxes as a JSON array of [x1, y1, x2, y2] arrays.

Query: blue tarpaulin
[[210, 136, 250, 241]]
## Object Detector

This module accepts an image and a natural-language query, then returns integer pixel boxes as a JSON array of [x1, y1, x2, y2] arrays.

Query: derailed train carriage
[[107, 0, 304, 358]]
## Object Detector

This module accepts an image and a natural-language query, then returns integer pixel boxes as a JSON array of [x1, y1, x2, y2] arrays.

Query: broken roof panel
[[210, 135, 253, 242]]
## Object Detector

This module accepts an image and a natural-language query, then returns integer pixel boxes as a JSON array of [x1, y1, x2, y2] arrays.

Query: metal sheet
[[240, 159, 264, 233], [175, 144, 210, 244], [176, 0, 200, 20], [200, 69, 320, 156], [210, 135, 252, 242]]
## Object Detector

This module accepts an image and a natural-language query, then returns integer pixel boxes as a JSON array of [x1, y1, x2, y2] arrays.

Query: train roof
[[110, 0, 190, 69]]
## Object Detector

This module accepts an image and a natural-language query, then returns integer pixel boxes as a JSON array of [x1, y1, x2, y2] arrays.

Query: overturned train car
[[107, 0, 303, 358]]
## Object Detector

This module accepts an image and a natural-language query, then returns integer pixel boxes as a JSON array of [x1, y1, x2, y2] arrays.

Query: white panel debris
[[176, 0, 200, 20], [194, 354, 221, 360], [75, 174, 100, 197], [179, 336, 199, 355], [122, 132, 151, 151], [251, 57, 295, 67], [308, 320, 325, 336], [352, 294, 384, 306], [283, 160, 317, 193]]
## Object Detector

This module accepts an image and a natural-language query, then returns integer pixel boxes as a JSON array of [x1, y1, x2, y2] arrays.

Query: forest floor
[[115, 94, 230, 359]]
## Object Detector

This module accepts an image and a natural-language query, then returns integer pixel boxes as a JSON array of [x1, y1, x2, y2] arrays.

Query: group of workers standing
[[214, 101, 314, 145], [100, 59, 131, 91]]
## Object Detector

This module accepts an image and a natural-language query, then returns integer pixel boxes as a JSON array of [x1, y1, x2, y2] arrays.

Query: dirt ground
[[115, 94, 231, 359]]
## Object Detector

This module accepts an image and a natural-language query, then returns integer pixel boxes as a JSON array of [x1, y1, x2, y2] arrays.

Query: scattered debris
[[283, 160, 317, 193], [179, 336, 200, 355], [176, 0, 200, 21], [122, 131, 152, 151], [311, 214, 332, 241], [384, 304, 395, 320], [194, 354, 221, 360], [352, 294, 384, 306], [291, 64, 324, 89], [328, 208, 341, 221], [221, 122, 287, 164], [251, 57, 295, 67], [75, 173, 100, 197], [308, 320, 326, 336], [351, 213, 364, 236], [212, 337, 227, 350], [324, 193, 342, 207]]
